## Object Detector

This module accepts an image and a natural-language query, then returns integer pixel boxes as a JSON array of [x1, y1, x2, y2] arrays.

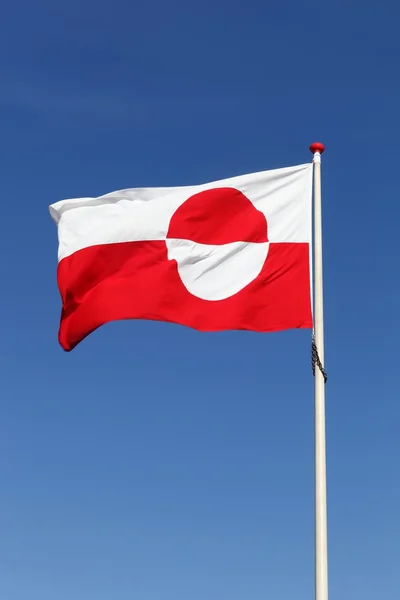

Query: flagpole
[[310, 142, 328, 600]]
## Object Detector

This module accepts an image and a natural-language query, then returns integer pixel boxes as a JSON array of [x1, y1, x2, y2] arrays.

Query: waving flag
[[50, 163, 313, 351]]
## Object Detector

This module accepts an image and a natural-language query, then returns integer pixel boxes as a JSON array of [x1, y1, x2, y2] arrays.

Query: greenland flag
[[50, 163, 313, 351]]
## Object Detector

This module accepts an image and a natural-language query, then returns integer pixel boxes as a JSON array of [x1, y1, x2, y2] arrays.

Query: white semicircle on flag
[[166, 239, 270, 301]]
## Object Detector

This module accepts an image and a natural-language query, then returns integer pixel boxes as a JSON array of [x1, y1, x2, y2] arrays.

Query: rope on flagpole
[[312, 333, 328, 383]]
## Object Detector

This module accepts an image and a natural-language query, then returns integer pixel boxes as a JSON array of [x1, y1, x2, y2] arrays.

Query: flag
[[50, 163, 313, 351]]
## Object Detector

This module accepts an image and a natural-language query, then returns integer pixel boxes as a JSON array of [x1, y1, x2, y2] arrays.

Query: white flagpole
[[310, 142, 328, 600]]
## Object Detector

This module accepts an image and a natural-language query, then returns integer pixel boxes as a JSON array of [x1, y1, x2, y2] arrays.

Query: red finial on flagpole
[[310, 142, 325, 155]]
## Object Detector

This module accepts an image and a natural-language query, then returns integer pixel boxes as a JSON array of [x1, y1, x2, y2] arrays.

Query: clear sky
[[1, 1, 399, 599]]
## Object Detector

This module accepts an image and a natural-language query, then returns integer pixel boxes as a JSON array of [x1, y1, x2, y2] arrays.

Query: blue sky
[[1, 1, 399, 598]]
